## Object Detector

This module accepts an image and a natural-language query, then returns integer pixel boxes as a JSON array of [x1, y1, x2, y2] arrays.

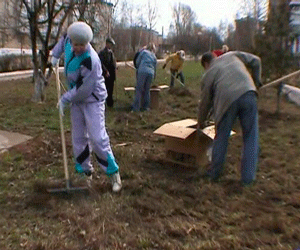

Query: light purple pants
[[70, 101, 119, 175]]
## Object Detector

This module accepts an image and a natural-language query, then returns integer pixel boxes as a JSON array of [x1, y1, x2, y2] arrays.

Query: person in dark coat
[[98, 37, 117, 107]]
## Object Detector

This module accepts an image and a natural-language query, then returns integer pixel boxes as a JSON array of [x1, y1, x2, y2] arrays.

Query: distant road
[[0, 69, 36, 82], [0, 58, 174, 82], [0, 62, 130, 82]]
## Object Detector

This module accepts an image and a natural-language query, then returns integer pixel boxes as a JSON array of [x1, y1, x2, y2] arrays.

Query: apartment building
[[290, 1, 300, 53], [269, 0, 300, 54]]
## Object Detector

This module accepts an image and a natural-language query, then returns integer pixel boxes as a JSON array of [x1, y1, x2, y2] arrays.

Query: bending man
[[198, 51, 262, 186]]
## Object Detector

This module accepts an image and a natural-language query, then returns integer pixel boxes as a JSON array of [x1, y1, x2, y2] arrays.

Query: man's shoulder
[[99, 47, 109, 54], [98, 50, 104, 56]]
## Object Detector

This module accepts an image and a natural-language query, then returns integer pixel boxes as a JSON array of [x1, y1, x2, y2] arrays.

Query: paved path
[[0, 62, 133, 82], [0, 59, 167, 82], [0, 130, 32, 154]]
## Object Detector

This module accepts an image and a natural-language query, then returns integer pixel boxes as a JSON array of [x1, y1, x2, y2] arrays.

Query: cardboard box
[[154, 119, 234, 168]]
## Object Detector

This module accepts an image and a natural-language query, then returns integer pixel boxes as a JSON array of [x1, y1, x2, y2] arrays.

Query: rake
[[47, 66, 89, 195], [163, 67, 185, 87]]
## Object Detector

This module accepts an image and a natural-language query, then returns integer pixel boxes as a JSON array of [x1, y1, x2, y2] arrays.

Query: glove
[[162, 64, 166, 69], [57, 99, 66, 117], [51, 57, 60, 67]]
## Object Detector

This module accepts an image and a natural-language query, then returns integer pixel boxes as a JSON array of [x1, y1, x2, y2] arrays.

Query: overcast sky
[[125, 0, 242, 33]]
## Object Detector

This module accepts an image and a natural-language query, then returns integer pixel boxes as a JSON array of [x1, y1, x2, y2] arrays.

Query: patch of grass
[[0, 60, 300, 249]]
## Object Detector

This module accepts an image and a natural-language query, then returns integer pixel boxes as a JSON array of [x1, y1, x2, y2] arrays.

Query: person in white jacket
[[51, 21, 122, 192]]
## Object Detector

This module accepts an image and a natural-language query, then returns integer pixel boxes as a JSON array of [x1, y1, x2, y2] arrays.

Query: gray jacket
[[198, 51, 262, 127]]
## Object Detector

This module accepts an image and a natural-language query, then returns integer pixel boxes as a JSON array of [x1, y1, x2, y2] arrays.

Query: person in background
[[98, 37, 117, 107], [162, 50, 185, 87], [132, 42, 157, 112], [133, 46, 146, 69], [212, 44, 229, 57], [198, 51, 262, 186], [133, 46, 147, 81], [51, 21, 122, 192]]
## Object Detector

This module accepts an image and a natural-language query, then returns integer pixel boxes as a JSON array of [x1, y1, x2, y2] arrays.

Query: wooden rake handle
[[54, 67, 70, 189]]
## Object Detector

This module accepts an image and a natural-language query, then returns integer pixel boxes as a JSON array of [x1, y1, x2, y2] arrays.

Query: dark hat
[[106, 37, 115, 45]]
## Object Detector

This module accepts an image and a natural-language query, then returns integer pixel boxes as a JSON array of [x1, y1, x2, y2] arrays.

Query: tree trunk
[[29, 13, 49, 103], [31, 57, 52, 103], [31, 70, 46, 103]]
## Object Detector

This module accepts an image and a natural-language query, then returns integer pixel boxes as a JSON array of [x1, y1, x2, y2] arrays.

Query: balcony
[[290, 2, 300, 34]]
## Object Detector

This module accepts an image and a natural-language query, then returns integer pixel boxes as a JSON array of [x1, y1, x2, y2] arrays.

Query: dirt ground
[[0, 69, 300, 249]]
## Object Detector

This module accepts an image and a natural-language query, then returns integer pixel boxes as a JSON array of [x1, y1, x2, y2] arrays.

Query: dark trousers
[[132, 72, 153, 111], [104, 77, 115, 107], [208, 91, 259, 184], [170, 69, 184, 87]]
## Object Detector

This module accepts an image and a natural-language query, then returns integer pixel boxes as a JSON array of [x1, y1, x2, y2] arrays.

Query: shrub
[[0, 54, 33, 73]]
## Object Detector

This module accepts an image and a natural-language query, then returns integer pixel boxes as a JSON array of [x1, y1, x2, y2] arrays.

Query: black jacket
[[98, 47, 117, 80]]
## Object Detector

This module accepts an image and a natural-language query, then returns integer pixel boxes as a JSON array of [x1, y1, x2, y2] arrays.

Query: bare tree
[[238, 0, 268, 33], [20, 0, 76, 102], [146, 0, 157, 42], [73, 0, 117, 49], [217, 20, 229, 42], [122, 2, 147, 52], [18, 0, 114, 102], [224, 23, 236, 49], [112, 0, 159, 59], [171, 3, 197, 50], [115, 0, 134, 28], [108, 0, 120, 36], [173, 3, 196, 36], [113, 0, 140, 53]]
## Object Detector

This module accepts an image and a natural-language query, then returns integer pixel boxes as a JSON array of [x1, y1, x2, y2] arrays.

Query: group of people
[[51, 21, 262, 190], [97, 38, 186, 112], [131, 45, 186, 111]]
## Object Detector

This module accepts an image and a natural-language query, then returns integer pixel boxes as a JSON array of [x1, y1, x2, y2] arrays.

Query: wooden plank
[[124, 87, 135, 91], [260, 69, 300, 90], [124, 86, 168, 92], [156, 85, 169, 90]]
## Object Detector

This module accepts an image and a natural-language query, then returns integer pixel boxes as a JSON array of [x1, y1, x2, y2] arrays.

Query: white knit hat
[[67, 21, 93, 44], [177, 50, 185, 60], [180, 50, 185, 59]]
